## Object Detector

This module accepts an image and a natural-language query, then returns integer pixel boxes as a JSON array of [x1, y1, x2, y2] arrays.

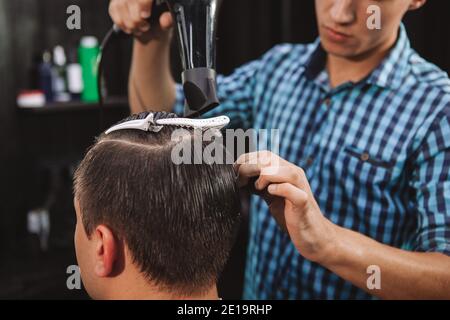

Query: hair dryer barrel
[[166, 0, 222, 70], [164, 0, 223, 117]]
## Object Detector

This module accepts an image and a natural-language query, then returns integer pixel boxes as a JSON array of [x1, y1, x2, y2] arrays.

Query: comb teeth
[[113, 111, 177, 126], [116, 112, 149, 124], [153, 111, 178, 122]]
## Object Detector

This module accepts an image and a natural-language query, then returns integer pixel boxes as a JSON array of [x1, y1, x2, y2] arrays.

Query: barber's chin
[[321, 40, 359, 59]]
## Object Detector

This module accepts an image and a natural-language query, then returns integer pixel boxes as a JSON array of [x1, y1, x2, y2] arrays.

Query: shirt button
[[306, 157, 314, 166], [324, 98, 332, 107], [360, 153, 370, 161]]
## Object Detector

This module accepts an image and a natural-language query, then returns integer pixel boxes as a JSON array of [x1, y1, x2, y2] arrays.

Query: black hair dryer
[[154, 0, 223, 118]]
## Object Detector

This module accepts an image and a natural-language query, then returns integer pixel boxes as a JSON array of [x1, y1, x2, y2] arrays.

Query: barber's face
[[315, 0, 421, 59]]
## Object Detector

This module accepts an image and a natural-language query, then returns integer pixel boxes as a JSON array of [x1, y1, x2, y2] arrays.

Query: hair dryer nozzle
[[182, 68, 220, 118]]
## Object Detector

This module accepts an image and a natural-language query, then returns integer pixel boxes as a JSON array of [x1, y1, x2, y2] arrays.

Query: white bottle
[[66, 49, 84, 99], [52, 45, 71, 102]]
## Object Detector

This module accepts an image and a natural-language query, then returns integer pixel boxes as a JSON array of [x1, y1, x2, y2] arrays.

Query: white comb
[[156, 116, 230, 129], [105, 113, 230, 135]]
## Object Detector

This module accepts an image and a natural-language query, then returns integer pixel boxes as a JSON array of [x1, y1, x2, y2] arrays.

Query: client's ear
[[92, 225, 118, 277]]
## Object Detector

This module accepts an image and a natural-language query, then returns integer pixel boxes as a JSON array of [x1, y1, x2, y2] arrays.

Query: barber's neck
[[326, 31, 398, 88]]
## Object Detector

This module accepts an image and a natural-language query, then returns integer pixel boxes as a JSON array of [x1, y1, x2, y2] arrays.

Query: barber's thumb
[[160, 12, 174, 29]]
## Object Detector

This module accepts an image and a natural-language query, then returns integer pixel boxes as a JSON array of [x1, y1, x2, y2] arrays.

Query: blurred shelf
[[17, 96, 129, 115]]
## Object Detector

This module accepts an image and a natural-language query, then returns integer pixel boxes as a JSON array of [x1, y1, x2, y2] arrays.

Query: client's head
[[73, 112, 240, 300]]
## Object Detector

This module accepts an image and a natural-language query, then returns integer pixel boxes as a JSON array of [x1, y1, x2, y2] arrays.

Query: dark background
[[0, 0, 448, 299]]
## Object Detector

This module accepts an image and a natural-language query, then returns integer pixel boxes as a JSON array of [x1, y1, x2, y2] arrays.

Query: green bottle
[[78, 36, 99, 102]]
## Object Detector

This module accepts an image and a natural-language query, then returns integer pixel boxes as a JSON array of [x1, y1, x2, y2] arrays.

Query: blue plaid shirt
[[174, 25, 450, 299]]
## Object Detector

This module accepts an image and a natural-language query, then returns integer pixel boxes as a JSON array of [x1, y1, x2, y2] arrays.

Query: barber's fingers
[[267, 183, 309, 210], [236, 164, 261, 188], [137, 0, 154, 18], [109, 0, 125, 30], [235, 151, 278, 169], [255, 165, 312, 196], [109, 0, 133, 33], [128, 1, 151, 34], [234, 152, 253, 173], [235, 153, 261, 188], [109, 0, 154, 34], [235, 151, 284, 187], [267, 183, 317, 247]]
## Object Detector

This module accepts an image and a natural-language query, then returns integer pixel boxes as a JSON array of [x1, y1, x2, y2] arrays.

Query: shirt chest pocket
[[334, 145, 399, 191]]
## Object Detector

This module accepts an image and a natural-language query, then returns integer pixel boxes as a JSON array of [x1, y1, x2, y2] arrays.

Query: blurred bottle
[[38, 50, 54, 103], [66, 48, 83, 101], [78, 36, 100, 102], [27, 208, 50, 253], [52, 45, 71, 102]]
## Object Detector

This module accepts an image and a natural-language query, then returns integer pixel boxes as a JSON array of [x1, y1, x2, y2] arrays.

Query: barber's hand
[[235, 151, 338, 264], [109, 0, 173, 39]]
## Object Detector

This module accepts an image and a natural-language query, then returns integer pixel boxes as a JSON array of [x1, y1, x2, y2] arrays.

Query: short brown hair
[[73, 112, 240, 296]]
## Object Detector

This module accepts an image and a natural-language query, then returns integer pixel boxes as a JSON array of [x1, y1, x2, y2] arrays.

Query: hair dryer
[[150, 0, 223, 117]]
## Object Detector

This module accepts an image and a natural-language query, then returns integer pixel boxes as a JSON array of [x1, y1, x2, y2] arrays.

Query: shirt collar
[[304, 24, 411, 90]]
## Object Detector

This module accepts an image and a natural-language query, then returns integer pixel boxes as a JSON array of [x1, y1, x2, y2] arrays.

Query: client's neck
[[144, 285, 220, 300], [106, 279, 220, 300]]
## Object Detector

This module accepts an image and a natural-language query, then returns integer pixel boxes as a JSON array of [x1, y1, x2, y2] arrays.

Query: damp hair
[[73, 112, 240, 296]]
